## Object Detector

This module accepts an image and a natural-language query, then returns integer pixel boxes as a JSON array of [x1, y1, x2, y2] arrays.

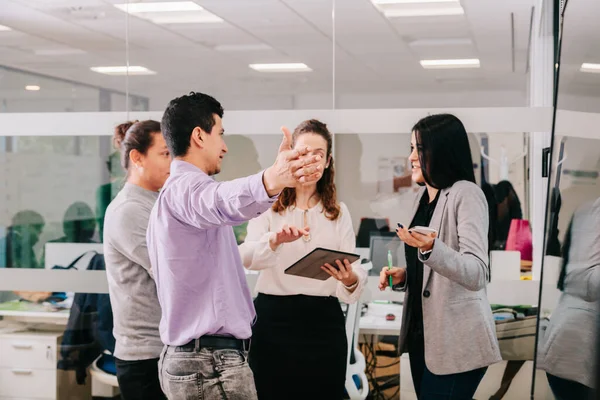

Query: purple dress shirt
[[147, 160, 277, 346]]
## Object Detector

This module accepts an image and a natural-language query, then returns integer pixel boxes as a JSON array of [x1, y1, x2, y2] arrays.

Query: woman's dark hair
[[412, 114, 476, 189], [494, 180, 522, 209], [494, 180, 523, 242], [481, 182, 499, 250], [272, 119, 341, 221], [113, 120, 161, 170]]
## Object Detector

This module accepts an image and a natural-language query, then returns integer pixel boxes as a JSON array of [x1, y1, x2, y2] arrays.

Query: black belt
[[178, 335, 251, 352]]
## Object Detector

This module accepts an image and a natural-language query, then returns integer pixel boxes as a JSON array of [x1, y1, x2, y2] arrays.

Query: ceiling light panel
[[249, 63, 312, 72], [90, 66, 156, 75], [581, 63, 600, 73], [420, 58, 480, 69], [113, 2, 223, 24], [373, 0, 458, 3], [371, 0, 464, 17]]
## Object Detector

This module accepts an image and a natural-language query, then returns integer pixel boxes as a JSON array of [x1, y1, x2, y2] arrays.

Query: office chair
[[90, 352, 118, 388], [344, 300, 369, 400]]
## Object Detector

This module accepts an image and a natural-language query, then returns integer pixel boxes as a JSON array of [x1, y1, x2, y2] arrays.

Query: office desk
[[0, 300, 69, 325], [0, 300, 115, 398], [359, 302, 402, 337]]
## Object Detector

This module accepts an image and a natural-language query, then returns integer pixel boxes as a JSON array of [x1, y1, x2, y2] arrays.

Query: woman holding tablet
[[379, 114, 501, 399], [239, 119, 367, 400]]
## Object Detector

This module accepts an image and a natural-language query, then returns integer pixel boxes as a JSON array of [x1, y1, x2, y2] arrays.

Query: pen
[[387, 249, 394, 289]]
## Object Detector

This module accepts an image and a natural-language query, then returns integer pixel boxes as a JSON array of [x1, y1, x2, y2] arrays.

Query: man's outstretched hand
[[263, 126, 323, 196]]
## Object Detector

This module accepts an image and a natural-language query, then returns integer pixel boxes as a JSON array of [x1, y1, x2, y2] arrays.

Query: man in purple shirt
[[147, 92, 322, 399]]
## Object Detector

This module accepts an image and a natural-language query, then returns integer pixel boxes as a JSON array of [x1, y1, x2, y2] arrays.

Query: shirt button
[[423, 290, 430, 298]]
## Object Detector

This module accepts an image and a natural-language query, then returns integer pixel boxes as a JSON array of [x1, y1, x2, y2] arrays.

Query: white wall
[[555, 135, 600, 241], [1, 89, 528, 114], [0, 98, 101, 113]]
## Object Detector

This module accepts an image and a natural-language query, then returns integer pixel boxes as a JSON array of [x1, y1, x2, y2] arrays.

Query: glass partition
[[534, 0, 600, 398], [333, 1, 546, 398], [0, 0, 569, 399]]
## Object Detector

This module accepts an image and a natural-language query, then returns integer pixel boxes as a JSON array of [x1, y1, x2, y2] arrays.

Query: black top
[[404, 189, 440, 350]]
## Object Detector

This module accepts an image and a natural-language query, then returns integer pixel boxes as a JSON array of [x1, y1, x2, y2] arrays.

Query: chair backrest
[[344, 300, 369, 400]]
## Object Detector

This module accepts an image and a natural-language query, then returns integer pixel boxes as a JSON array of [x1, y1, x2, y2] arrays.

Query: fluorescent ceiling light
[[581, 63, 600, 73], [385, 7, 464, 17], [215, 44, 272, 52], [0, 24, 12, 31], [25, 85, 40, 91], [114, 2, 202, 13], [249, 63, 312, 72], [113, 2, 223, 24], [90, 66, 156, 76], [373, 0, 458, 3], [420, 58, 480, 69]]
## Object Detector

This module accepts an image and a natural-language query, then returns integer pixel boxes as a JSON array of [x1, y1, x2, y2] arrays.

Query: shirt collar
[[170, 159, 207, 177]]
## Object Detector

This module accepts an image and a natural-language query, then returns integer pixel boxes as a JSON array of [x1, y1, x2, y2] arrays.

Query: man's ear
[[191, 127, 205, 149]]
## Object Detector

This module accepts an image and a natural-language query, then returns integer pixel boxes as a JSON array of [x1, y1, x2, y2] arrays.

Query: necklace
[[299, 193, 318, 242], [302, 210, 311, 242]]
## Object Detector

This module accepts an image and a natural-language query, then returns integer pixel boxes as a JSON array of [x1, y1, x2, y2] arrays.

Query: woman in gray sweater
[[103, 120, 171, 400]]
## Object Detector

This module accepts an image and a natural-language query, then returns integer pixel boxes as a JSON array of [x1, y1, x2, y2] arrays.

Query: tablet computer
[[284, 247, 361, 281]]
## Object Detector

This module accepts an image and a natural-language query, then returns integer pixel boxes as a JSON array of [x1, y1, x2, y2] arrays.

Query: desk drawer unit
[[0, 335, 57, 370], [0, 368, 56, 398], [0, 331, 62, 400]]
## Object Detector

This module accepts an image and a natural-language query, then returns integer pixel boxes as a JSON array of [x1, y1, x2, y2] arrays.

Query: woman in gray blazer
[[537, 197, 600, 400], [379, 114, 502, 399]]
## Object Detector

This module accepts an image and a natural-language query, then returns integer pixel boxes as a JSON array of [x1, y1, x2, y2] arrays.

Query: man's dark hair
[[161, 92, 224, 157]]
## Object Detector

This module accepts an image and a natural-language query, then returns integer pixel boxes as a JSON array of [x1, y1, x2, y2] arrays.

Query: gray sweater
[[103, 183, 163, 360]]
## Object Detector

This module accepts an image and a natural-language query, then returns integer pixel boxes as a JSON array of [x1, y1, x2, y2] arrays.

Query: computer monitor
[[368, 234, 405, 276], [356, 217, 390, 248]]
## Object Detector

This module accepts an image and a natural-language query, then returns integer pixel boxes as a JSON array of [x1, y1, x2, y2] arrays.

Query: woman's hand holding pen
[[269, 224, 309, 251], [378, 267, 406, 291]]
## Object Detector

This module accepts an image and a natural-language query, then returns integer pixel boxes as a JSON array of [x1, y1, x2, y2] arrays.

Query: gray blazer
[[397, 180, 502, 375], [537, 197, 600, 389]]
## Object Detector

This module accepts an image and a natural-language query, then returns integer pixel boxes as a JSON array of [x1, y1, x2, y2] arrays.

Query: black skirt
[[249, 293, 348, 400]]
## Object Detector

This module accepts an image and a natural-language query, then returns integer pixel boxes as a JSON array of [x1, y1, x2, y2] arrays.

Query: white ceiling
[[557, 0, 600, 112], [0, 0, 560, 110]]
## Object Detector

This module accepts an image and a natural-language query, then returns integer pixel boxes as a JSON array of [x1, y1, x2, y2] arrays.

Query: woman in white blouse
[[239, 119, 366, 400]]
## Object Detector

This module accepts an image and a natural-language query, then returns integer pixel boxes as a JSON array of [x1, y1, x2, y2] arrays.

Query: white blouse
[[238, 202, 367, 303]]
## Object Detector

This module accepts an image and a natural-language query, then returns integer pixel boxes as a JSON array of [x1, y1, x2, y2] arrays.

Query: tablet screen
[[284, 247, 360, 280]]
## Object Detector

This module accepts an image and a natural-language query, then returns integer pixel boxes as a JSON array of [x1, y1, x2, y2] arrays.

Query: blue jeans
[[418, 364, 488, 399], [158, 345, 258, 400], [410, 340, 487, 399]]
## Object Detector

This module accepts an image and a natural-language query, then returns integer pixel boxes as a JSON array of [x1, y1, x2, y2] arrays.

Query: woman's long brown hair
[[272, 119, 341, 221]]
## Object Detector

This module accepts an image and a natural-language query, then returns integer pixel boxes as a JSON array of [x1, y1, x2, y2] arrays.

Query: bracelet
[[343, 280, 359, 290]]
